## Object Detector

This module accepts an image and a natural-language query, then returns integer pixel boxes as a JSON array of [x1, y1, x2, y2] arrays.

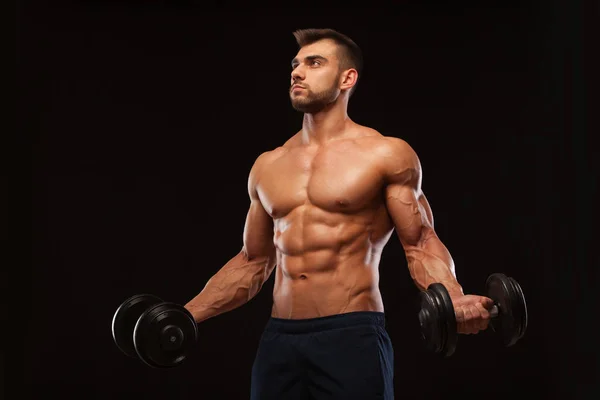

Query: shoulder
[[252, 147, 285, 169], [362, 132, 422, 186], [247, 144, 288, 195], [353, 127, 420, 165], [248, 130, 303, 184], [377, 136, 420, 165]]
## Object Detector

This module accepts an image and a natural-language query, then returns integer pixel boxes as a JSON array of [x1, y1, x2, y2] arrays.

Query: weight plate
[[419, 290, 443, 354], [429, 283, 457, 357], [133, 302, 198, 368], [508, 277, 528, 341], [112, 294, 163, 358], [486, 273, 519, 347]]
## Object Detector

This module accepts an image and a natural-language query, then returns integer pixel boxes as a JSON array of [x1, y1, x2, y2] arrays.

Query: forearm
[[404, 233, 464, 298], [185, 249, 275, 323]]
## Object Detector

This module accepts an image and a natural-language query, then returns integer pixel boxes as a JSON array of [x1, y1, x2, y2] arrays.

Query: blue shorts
[[250, 311, 394, 399]]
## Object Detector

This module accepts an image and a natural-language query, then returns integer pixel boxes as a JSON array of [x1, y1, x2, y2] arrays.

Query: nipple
[[336, 199, 349, 208]]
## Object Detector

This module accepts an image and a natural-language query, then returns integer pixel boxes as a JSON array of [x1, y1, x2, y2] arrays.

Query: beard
[[290, 80, 340, 114]]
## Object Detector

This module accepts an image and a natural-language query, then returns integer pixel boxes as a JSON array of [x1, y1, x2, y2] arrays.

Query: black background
[[20, 0, 597, 399]]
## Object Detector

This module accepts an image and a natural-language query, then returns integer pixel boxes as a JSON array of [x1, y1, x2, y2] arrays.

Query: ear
[[339, 68, 358, 92]]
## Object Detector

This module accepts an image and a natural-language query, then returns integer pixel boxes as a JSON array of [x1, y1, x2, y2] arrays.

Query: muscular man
[[185, 28, 494, 400]]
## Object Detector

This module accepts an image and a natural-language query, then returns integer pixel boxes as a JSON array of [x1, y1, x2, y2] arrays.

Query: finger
[[455, 306, 466, 334], [469, 307, 482, 334], [462, 307, 476, 334], [454, 306, 464, 323], [475, 302, 490, 318], [481, 296, 495, 310], [475, 302, 491, 330]]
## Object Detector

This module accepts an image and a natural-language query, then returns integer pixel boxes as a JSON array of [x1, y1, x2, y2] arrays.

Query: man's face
[[290, 39, 343, 113]]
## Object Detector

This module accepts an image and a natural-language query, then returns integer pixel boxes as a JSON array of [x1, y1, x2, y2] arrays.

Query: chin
[[292, 101, 325, 114]]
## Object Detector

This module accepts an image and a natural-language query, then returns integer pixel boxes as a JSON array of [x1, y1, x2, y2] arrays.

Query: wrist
[[445, 284, 464, 299], [185, 303, 207, 324]]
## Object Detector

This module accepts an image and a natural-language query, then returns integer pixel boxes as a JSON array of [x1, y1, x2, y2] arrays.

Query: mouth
[[291, 85, 305, 92]]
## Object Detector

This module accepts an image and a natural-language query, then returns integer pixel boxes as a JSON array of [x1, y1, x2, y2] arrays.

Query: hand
[[452, 294, 495, 334]]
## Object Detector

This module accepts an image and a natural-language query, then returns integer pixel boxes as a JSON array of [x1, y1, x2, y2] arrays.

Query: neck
[[301, 97, 352, 145]]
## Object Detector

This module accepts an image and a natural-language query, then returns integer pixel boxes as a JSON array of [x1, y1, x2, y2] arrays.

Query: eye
[[311, 60, 321, 66]]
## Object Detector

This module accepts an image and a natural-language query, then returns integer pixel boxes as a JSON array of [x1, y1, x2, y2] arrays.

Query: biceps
[[242, 199, 275, 259], [385, 184, 433, 247]]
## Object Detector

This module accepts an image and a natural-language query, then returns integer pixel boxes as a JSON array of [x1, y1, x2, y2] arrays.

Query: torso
[[256, 127, 397, 319]]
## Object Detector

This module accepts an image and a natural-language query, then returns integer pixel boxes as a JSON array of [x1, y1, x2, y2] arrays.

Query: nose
[[291, 66, 305, 84]]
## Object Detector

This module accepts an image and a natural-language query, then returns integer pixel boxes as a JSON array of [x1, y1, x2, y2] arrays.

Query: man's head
[[289, 28, 363, 113]]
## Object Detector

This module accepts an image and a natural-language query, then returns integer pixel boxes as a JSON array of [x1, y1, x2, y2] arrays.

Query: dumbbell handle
[[454, 304, 499, 319], [490, 304, 499, 318]]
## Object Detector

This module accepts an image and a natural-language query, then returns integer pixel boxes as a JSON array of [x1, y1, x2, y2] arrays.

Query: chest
[[257, 146, 384, 218]]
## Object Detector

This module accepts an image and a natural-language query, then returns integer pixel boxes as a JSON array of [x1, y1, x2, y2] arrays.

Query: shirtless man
[[184, 28, 494, 400]]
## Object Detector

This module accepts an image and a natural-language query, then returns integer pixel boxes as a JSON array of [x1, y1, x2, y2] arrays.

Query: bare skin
[[185, 38, 493, 335]]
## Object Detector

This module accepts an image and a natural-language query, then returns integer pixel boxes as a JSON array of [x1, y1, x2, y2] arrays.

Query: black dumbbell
[[111, 294, 199, 368], [417, 273, 528, 357]]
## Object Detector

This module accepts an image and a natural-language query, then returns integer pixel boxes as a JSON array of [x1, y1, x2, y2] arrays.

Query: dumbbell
[[417, 273, 528, 357], [111, 294, 198, 368]]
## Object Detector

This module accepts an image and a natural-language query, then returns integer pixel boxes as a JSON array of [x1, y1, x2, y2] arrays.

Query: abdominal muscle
[[270, 205, 390, 320]]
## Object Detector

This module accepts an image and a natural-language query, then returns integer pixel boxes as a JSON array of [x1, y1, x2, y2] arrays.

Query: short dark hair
[[293, 28, 363, 96]]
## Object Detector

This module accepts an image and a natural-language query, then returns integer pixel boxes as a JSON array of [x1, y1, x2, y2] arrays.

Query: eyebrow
[[291, 54, 328, 68]]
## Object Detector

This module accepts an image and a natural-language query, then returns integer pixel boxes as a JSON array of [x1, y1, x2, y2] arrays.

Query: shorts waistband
[[265, 311, 386, 334]]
